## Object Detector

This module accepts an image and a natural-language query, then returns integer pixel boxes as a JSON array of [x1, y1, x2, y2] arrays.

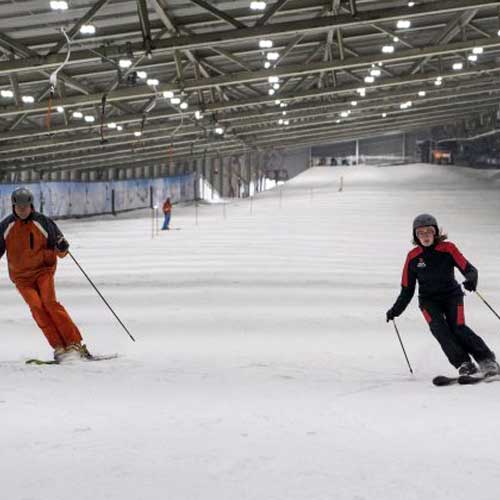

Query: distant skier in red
[[386, 213, 499, 378], [0, 187, 91, 362], [162, 197, 172, 230]]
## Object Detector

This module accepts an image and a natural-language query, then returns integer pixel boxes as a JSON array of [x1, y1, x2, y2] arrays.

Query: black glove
[[386, 308, 397, 322], [463, 279, 477, 292], [56, 237, 69, 252]]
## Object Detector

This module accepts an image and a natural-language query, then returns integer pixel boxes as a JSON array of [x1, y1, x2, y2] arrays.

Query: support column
[[210, 157, 216, 199], [219, 156, 224, 198], [246, 152, 252, 197]]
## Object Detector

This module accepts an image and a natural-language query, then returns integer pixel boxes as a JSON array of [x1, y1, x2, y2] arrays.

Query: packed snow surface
[[2, 164, 500, 500]]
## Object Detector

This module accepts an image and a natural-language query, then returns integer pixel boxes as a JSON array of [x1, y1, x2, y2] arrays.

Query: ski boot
[[54, 343, 92, 363], [458, 361, 479, 376], [478, 358, 500, 377]]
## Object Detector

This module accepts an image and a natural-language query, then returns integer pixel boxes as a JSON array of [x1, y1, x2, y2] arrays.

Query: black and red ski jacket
[[391, 241, 478, 316]]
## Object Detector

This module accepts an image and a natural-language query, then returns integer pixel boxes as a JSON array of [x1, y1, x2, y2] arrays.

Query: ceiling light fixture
[[119, 59, 132, 69], [250, 1, 266, 10], [396, 19, 411, 29], [259, 39, 273, 49], [50, 1, 68, 10], [266, 52, 280, 61], [80, 24, 96, 35]]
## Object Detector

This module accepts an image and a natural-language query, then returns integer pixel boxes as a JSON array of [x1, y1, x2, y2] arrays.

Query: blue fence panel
[[0, 174, 194, 220]]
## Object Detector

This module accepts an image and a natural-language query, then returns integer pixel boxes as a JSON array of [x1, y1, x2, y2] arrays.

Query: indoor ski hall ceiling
[[1, 0, 500, 176]]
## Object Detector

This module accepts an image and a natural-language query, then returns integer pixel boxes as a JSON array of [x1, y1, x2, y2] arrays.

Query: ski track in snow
[[1, 164, 500, 500]]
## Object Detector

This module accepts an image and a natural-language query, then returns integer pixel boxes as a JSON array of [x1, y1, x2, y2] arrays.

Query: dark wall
[[310, 132, 419, 166]]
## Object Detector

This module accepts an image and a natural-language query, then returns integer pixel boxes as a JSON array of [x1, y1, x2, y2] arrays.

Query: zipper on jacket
[[29, 232, 34, 250]]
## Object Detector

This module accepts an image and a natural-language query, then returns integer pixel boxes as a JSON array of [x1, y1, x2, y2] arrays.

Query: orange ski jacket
[[0, 212, 67, 284], [163, 200, 172, 214]]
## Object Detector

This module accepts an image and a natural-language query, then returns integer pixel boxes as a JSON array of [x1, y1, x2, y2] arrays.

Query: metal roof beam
[[2, 0, 499, 75], [2, 57, 500, 130], [255, 0, 291, 27], [136, 0, 154, 56], [2, 37, 500, 121], [3, 89, 498, 163], [3, 105, 490, 172], [187, 0, 247, 29], [409, 9, 479, 75], [47, 0, 111, 55]]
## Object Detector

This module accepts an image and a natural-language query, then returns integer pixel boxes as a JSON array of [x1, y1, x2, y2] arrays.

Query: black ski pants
[[419, 294, 495, 368]]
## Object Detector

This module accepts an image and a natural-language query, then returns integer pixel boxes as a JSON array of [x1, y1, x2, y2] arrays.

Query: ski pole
[[391, 319, 414, 374], [69, 251, 136, 342], [475, 291, 500, 322]]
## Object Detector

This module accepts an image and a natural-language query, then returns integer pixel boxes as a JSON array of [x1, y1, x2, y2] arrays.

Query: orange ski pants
[[16, 271, 82, 349]]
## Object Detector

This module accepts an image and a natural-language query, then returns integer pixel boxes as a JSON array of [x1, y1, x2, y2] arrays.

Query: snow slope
[[1, 164, 500, 500]]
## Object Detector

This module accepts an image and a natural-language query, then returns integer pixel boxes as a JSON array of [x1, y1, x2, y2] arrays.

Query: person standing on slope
[[162, 197, 172, 231], [0, 187, 91, 362], [386, 213, 499, 377]]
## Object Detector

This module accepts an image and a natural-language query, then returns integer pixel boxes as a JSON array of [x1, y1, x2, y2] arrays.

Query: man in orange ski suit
[[0, 187, 88, 361]]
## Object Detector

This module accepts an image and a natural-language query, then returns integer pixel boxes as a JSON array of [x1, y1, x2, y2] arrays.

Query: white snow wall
[[0, 174, 195, 219]]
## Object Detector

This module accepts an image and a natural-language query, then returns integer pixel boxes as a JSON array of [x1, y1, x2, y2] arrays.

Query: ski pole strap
[[392, 319, 414, 374], [475, 291, 500, 321], [69, 251, 136, 342]]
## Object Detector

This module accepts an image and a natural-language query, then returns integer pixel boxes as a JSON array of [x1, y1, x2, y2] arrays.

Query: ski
[[459, 373, 500, 385], [432, 375, 459, 386], [26, 354, 119, 365], [457, 374, 485, 385], [433, 373, 500, 386]]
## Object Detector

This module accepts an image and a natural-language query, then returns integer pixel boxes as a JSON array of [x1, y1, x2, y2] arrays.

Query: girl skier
[[386, 213, 499, 377]]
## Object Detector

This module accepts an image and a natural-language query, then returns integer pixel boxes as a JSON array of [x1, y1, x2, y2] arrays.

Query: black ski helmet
[[413, 213, 438, 240], [11, 187, 34, 206]]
